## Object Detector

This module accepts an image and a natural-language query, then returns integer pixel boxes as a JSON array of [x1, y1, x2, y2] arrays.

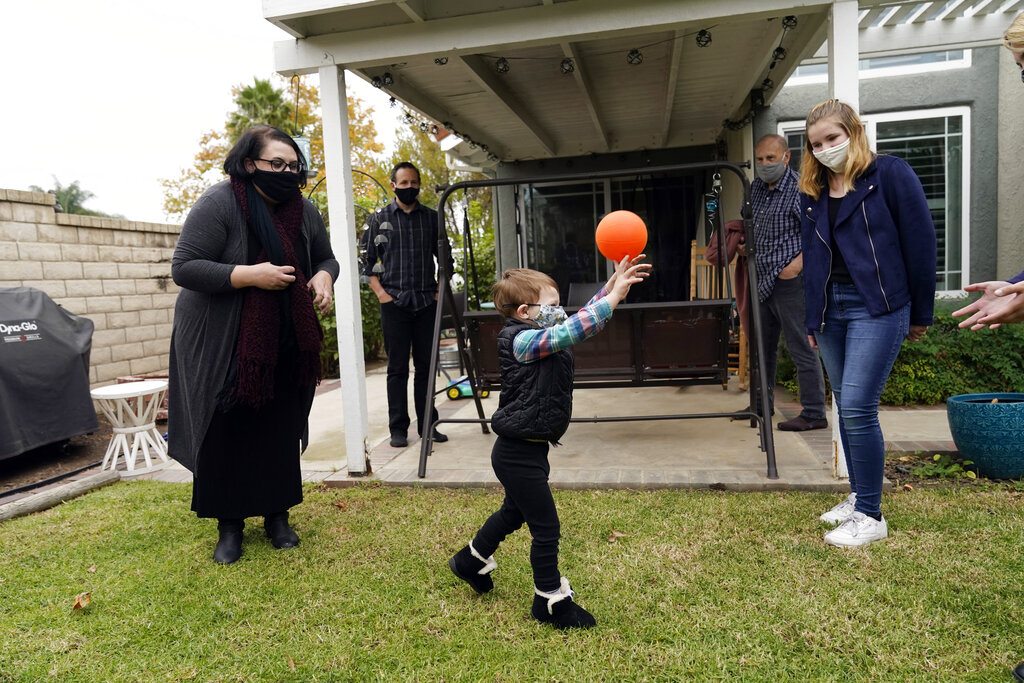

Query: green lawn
[[1, 482, 1022, 681]]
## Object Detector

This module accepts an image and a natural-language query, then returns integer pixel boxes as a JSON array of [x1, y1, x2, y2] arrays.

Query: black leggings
[[472, 436, 561, 592]]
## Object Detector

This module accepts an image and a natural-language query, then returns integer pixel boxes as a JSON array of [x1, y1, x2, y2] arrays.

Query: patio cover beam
[[856, 10, 1013, 55], [396, 0, 426, 22], [658, 31, 684, 148], [456, 55, 558, 157], [721, 24, 787, 125], [271, 0, 832, 74], [560, 41, 610, 152], [368, 71, 511, 158]]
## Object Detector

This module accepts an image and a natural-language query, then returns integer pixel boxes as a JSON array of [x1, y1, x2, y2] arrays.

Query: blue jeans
[[814, 283, 909, 519]]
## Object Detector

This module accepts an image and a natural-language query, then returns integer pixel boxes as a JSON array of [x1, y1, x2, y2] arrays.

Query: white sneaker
[[819, 493, 857, 525], [824, 511, 888, 548]]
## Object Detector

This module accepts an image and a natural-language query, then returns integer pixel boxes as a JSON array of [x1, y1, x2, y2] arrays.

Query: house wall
[[753, 46, 1001, 284], [996, 49, 1024, 279], [0, 189, 180, 386]]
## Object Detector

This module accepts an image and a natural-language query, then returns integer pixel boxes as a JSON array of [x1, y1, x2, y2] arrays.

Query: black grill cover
[[0, 287, 98, 460]]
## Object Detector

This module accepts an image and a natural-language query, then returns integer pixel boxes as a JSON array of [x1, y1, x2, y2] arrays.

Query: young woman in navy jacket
[[798, 99, 936, 547]]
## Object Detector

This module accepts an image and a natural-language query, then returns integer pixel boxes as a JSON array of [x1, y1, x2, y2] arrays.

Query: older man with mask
[[738, 134, 827, 431]]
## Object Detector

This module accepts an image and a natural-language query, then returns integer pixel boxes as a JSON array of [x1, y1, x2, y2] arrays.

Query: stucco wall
[[0, 189, 180, 386], [996, 48, 1024, 279], [753, 46, 1001, 284]]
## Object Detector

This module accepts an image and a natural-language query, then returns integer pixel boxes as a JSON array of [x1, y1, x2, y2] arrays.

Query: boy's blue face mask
[[534, 304, 567, 328]]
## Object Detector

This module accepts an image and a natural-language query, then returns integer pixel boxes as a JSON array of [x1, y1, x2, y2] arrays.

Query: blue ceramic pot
[[946, 393, 1024, 479]]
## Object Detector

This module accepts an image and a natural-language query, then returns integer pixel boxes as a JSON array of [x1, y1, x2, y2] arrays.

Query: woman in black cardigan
[[168, 125, 339, 564]]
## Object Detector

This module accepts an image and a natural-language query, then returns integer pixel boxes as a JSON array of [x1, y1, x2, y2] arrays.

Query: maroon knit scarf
[[229, 177, 322, 408]]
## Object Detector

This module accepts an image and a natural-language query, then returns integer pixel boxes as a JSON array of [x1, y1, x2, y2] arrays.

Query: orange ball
[[595, 210, 648, 262]]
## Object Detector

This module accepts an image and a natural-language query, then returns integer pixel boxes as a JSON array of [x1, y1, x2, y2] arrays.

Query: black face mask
[[252, 169, 301, 203], [395, 186, 420, 205]]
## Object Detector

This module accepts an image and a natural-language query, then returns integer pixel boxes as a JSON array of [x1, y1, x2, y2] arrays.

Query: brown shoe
[[777, 415, 828, 431]]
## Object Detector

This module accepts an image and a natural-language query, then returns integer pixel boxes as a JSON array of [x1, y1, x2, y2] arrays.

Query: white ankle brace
[[534, 577, 574, 615], [468, 541, 497, 575]]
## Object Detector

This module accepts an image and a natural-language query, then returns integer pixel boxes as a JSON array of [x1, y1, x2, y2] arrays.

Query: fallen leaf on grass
[[286, 654, 296, 672], [87, 565, 97, 573], [72, 592, 91, 610], [332, 501, 348, 511], [903, 484, 914, 491], [608, 530, 629, 543]]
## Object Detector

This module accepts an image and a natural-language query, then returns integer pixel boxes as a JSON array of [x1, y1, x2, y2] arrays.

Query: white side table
[[91, 379, 169, 473]]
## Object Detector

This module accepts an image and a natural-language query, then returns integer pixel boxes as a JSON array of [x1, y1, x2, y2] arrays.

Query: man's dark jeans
[[380, 300, 439, 437], [759, 274, 826, 419]]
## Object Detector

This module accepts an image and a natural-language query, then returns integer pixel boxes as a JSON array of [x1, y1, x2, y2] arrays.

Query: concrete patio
[[138, 363, 954, 492]]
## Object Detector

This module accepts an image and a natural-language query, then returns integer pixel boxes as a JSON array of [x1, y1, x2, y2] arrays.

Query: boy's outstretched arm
[[602, 255, 651, 309], [581, 254, 651, 309]]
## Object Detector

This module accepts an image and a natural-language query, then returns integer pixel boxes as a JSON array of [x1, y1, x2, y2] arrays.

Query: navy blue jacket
[[800, 154, 936, 333]]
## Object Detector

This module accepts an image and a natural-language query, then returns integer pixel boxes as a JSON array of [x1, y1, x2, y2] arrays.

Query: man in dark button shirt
[[741, 134, 827, 431], [361, 162, 455, 448]]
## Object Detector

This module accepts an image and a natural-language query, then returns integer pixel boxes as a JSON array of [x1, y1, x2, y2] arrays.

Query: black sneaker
[[1013, 662, 1024, 683], [389, 433, 408, 448], [531, 579, 596, 630], [448, 544, 495, 594], [777, 415, 828, 431]]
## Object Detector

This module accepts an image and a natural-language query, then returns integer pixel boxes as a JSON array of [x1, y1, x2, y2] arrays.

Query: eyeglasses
[[255, 158, 302, 173]]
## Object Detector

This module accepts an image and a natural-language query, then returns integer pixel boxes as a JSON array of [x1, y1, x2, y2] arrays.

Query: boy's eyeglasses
[[256, 158, 302, 173]]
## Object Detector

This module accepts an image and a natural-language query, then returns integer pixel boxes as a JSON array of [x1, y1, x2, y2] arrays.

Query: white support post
[[319, 65, 370, 476], [827, 0, 860, 112], [831, 394, 848, 479], [828, 0, 857, 480]]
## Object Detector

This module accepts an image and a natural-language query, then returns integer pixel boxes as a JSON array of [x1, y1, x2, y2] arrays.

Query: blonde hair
[[1004, 12, 1024, 51], [492, 268, 557, 318], [797, 99, 875, 200]]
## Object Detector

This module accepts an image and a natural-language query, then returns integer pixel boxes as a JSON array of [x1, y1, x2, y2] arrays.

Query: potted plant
[[946, 393, 1024, 479]]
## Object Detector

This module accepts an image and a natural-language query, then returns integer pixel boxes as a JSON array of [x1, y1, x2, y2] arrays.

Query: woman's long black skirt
[[190, 370, 309, 520]]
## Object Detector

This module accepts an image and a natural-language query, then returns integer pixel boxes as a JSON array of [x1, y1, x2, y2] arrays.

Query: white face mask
[[812, 138, 850, 173]]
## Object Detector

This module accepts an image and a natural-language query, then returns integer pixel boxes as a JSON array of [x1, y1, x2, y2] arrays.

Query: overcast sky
[[0, 0, 395, 223]]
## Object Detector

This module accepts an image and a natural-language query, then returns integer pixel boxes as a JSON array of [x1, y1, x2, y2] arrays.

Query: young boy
[[448, 255, 651, 629]]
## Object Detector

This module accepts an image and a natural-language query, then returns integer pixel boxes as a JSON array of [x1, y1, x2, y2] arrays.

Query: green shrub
[[776, 297, 1024, 406]]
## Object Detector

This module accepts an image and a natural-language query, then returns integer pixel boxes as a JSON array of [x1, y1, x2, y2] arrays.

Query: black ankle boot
[[530, 578, 596, 630], [264, 511, 299, 549], [448, 542, 496, 594], [213, 519, 244, 565]]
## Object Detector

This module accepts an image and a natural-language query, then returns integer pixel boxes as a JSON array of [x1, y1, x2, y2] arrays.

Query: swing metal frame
[[417, 161, 778, 480]]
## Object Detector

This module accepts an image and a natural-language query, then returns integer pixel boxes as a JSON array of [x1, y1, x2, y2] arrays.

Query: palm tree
[[29, 177, 110, 216], [226, 78, 293, 142]]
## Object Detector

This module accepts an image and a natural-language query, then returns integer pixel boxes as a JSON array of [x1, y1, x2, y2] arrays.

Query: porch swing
[[416, 161, 778, 481]]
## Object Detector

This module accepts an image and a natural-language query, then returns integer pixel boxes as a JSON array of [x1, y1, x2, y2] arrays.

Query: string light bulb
[[696, 29, 712, 48], [560, 58, 575, 74], [626, 48, 643, 65], [495, 57, 510, 74]]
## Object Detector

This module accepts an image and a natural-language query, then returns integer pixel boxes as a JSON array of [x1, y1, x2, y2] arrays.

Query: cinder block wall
[[0, 188, 181, 386]]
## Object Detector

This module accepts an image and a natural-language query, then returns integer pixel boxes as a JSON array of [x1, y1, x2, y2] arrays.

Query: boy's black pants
[[472, 435, 561, 592]]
